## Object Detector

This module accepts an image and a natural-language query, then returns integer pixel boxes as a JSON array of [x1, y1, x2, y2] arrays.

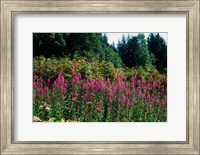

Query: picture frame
[[0, 0, 199, 154]]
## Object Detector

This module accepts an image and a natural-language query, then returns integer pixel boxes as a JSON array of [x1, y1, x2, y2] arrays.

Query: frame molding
[[1, 0, 199, 154]]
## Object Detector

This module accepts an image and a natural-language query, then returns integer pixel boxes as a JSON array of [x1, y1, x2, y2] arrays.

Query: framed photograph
[[1, 0, 199, 154]]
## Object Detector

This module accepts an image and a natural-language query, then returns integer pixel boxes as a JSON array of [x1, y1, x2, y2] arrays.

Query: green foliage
[[34, 56, 166, 85], [33, 33, 123, 68], [33, 33, 69, 57]]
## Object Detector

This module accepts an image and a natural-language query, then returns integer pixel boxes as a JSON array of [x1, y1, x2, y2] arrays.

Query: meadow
[[33, 56, 167, 122]]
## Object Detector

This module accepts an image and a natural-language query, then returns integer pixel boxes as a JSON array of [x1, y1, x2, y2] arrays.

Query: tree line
[[33, 33, 167, 71]]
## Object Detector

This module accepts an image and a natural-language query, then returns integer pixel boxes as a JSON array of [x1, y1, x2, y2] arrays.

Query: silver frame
[[1, 0, 199, 154]]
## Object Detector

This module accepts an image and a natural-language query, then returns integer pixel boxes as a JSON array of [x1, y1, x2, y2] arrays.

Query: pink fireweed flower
[[99, 83, 105, 91], [64, 80, 69, 88], [75, 92, 78, 97], [148, 104, 151, 110], [132, 96, 136, 105], [73, 73, 81, 84], [62, 88, 66, 93], [53, 81, 58, 88], [86, 82, 90, 90], [161, 85, 165, 94], [161, 98, 166, 107], [126, 98, 130, 108], [108, 96, 113, 102], [36, 88, 42, 95], [40, 69, 44, 75], [152, 81, 157, 88], [150, 75, 153, 81], [107, 78, 110, 84], [118, 83, 126, 90], [39, 82, 43, 87], [77, 72, 81, 79], [33, 82, 38, 87], [96, 104, 101, 111], [146, 83, 150, 89], [120, 94, 126, 103], [130, 76, 135, 89], [156, 99, 159, 105], [140, 73, 144, 79], [34, 75, 37, 80], [72, 97, 77, 102], [151, 97, 156, 104], [137, 80, 141, 86], [71, 70, 75, 76], [99, 100, 103, 106], [123, 76, 127, 82], [118, 104, 121, 110], [90, 93, 95, 98], [47, 77, 51, 83], [84, 70, 87, 75], [60, 76, 64, 84], [125, 88, 130, 97], [81, 95, 86, 102], [118, 74, 123, 79], [43, 87, 48, 94], [147, 93, 151, 101], [94, 79, 99, 88], [52, 92, 54, 96]]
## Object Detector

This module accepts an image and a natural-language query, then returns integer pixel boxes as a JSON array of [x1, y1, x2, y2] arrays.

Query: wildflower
[[40, 69, 44, 75], [109, 96, 113, 102], [34, 75, 37, 80], [132, 97, 136, 105], [90, 93, 95, 98], [99, 100, 103, 105], [39, 105, 43, 109], [33, 116, 42, 122], [71, 70, 75, 76], [73, 62, 78, 69], [64, 80, 69, 88], [118, 104, 121, 110], [42, 102, 48, 107], [126, 98, 130, 108], [43, 87, 48, 94], [45, 107, 50, 112], [81, 95, 86, 102], [148, 104, 151, 110], [84, 70, 87, 75], [150, 75, 153, 81], [60, 76, 64, 84], [47, 77, 50, 83], [137, 79, 141, 87], [161, 85, 165, 94], [53, 81, 58, 88], [140, 73, 144, 79], [72, 97, 77, 102]]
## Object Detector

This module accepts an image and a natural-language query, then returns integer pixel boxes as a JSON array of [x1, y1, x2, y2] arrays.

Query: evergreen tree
[[147, 33, 167, 71], [117, 33, 155, 67], [117, 34, 127, 64], [33, 33, 68, 57]]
